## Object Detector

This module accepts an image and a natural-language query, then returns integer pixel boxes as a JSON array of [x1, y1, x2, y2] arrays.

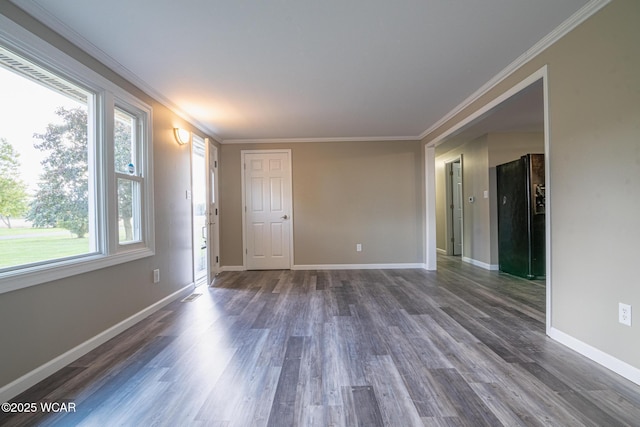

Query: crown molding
[[13, 0, 610, 146], [11, 1, 223, 144], [418, 0, 611, 142], [221, 135, 420, 145]]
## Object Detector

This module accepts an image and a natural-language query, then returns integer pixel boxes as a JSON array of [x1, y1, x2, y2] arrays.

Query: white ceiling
[[15, 0, 592, 142]]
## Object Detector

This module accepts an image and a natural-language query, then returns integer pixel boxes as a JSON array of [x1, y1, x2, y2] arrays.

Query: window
[[115, 107, 143, 245], [0, 17, 154, 293], [0, 46, 96, 268]]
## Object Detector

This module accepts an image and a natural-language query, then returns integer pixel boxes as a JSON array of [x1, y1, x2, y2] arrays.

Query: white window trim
[[112, 99, 153, 251], [0, 15, 155, 294]]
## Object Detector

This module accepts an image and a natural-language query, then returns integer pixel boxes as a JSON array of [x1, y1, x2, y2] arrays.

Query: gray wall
[[0, 3, 219, 389], [425, 0, 640, 371], [220, 140, 424, 267]]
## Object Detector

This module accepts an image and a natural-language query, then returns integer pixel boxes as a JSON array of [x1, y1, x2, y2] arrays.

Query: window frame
[[0, 15, 155, 294], [113, 103, 148, 249]]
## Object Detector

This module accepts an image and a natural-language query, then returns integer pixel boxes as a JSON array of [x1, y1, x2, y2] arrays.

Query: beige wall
[[0, 3, 219, 389], [220, 140, 424, 267], [425, 0, 640, 370]]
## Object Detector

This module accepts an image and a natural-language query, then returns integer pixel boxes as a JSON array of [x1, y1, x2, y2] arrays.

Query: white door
[[207, 140, 220, 277], [243, 150, 292, 270], [452, 161, 463, 256], [191, 135, 208, 285]]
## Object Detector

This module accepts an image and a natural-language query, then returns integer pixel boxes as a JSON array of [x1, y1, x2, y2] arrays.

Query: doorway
[[425, 67, 549, 329], [191, 135, 207, 285], [241, 149, 293, 270], [445, 158, 463, 256]]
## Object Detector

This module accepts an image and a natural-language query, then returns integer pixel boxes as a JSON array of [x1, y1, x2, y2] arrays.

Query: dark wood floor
[[3, 257, 640, 426]]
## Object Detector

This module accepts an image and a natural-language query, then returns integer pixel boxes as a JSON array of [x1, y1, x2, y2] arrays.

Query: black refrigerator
[[496, 154, 545, 279]]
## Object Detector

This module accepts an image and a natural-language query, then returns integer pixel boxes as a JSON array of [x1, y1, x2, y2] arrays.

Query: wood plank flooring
[[3, 256, 640, 426]]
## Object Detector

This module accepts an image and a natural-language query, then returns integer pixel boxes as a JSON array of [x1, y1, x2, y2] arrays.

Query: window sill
[[0, 248, 155, 295]]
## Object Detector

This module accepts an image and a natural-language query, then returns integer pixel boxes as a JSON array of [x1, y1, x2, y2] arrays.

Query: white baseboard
[[0, 283, 194, 403], [293, 263, 426, 270], [220, 265, 245, 272], [221, 264, 427, 271], [462, 256, 499, 271], [548, 327, 640, 386]]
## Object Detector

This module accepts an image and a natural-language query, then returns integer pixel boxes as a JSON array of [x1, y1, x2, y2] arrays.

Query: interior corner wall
[[0, 3, 215, 393], [424, 0, 640, 375], [219, 140, 424, 268], [488, 132, 544, 265]]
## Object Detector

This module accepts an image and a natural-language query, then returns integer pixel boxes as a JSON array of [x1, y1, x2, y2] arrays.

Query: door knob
[[281, 214, 288, 220]]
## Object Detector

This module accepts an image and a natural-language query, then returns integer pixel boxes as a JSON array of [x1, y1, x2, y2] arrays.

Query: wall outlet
[[619, 303, 632, 326], [153, 269, 160, 284], [356, 243, 362, 252]]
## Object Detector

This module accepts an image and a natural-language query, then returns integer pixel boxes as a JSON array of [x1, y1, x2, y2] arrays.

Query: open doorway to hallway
[[445, 158, 463, 256], [427, 69, 549, 328]]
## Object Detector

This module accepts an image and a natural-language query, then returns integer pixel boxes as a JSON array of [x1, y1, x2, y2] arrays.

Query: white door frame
[[191, 135, 208, 285], [444, 156, 463, 256], [241, 149, 294, 269], [206, 139, 220, 278], [424, 66, 550, 332]]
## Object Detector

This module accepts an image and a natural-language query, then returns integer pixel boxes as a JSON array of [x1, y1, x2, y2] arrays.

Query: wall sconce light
[[174, 128, 191, 145]]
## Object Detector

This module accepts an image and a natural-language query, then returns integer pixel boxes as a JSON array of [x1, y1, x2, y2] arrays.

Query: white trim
[[462, 257, 499, 271], [0, 249, 154, 294], [292, 263, 426, 271], [424, 146, 437, 270], [426, 68, 548, 148], [543, 70, 552, 334], [220, 265, 246, 272], [0, 283, 193, 403], [443, 156, 464, 257], [419, 0, 611, 141], [548, 327, 640, 386], [207, 140, 221, 276], [12, 0, 608, 146], [222, 136, 419, 145]]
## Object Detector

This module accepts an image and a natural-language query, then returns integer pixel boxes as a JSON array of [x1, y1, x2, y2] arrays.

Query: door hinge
[[216, 256, 219, 263], [450, 204, 454, 210], [215, 208, 218, 215], [450, 170, 454, 176], [214, 160, 218, 168]]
